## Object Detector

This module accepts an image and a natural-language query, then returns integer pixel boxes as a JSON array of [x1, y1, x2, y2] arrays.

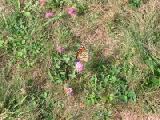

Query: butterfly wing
[[80, 51, 89, 62], [76, 46, 85, 59], [77, 47, 89, 62]]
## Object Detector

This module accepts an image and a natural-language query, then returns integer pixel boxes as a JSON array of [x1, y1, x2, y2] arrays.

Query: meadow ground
[[0, 0, 160, 119]]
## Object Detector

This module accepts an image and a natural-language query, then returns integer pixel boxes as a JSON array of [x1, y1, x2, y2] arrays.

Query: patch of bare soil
[[62, 97, 107, 120], [115, 110, 160, 120], [0, 0, 13, 15], [0, 0, 5, 13]]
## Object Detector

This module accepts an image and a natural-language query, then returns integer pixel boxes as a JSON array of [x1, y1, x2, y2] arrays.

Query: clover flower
[[75, 61, 84, 73], [39, 0, 46, 6], [45, 11, 54, 18], [56, 45, 65, 53], [64, 84, 73, 96], [67, 7, 77, 16]]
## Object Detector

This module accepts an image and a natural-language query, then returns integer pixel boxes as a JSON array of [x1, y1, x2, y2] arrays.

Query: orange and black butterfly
[[76, 45, 89, 62]]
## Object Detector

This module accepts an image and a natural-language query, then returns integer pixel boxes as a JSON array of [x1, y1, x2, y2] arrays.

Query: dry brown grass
[[69, 1, 125, 58], [64, 1, 160, 119], [0, 0, 13, 15], [114, 100, 160, 120], [0, 0, 5, 12], [119, 111, 160, 120], [1, 0, 159, 119]]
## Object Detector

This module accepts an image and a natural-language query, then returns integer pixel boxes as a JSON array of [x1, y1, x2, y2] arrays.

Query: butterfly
[[76, 45, 89, 62]]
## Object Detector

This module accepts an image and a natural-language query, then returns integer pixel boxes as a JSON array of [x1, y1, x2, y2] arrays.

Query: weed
[[93, 109, 112, 120], [129, 0, 141, 8], [48, 51, 76, 84]]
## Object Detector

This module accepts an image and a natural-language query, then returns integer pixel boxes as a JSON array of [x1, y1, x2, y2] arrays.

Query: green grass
[[0, 0, 160, 119]]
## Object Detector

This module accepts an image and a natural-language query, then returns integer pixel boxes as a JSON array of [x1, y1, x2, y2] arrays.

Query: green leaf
[[48, 70, 54, 82], [0, 40, 4, 48], [63, 55, 70, 63], [55, 63, 60, 68], [127, 91, 136, 102], [122, 95, 128, 103], [151, 78, 160, 87], [69, 70, 76, 79], [24, 12, 31, 17], [109, 94, 114, 101], [60, 71, 65, 75], [145, 59, 155, 73], [17, 51, 23, 57], [43, 92, 48, 98], [129, 0, 141, 8]]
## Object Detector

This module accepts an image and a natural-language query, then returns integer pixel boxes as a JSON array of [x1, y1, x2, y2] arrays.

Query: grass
[[0, 0, 160, 119]]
